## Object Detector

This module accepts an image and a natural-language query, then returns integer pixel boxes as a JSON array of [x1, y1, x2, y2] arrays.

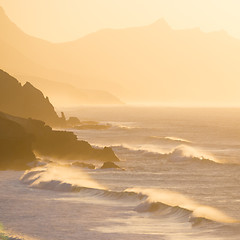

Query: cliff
[[0, 114, 36, 170], [0, 112, 119, 170], [0, 69, 64, 126], [16, 75, 123, 107], [0, 7, 123, 106]]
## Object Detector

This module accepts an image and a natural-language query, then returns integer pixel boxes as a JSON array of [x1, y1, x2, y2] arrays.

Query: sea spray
[[20, 163, 106, 191], [21, 164, 239, 225], [165, 145, 219, 163], [111, 144, 221, 164], [126, 188, 239, 224]]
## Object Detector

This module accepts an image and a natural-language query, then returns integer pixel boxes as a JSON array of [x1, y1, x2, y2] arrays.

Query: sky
[[0, 0, 240, 42]]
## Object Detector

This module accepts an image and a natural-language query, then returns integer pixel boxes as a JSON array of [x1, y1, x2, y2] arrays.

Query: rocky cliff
[[0, 114, 36, 170], [0, 112, 119, 170], [0, 69, 64, 126]]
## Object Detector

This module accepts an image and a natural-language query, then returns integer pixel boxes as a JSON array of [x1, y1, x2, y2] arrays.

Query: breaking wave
[[150, 136, 192, 144], [162, 145, 220, 163], [112, 144, 222, 164], [126, 188, 240, 226], [20, 165, 239, 229], [20, 164, 142, 201], [20, 164, 106, 192], [111, 144, 162, 158], [107, 121, 140, 131]]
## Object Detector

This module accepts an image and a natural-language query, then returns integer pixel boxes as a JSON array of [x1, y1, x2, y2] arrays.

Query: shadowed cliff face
[[0, 112, 119, 170], [0, 69, 64, 126], [0, 115, 36, 170], [0, 69, 120, 170], [18, 116, 119, 162]]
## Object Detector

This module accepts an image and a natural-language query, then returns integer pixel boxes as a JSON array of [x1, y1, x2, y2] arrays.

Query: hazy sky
[[1, 0, 240, 42]]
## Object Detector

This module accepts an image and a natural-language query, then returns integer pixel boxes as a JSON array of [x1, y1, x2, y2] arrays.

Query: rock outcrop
[[0, 114, 36, 170], [0, 69, 65, 126], [67, 117, 81, 127], [100, 161, 121, 169], [0, 112, 119, 170]]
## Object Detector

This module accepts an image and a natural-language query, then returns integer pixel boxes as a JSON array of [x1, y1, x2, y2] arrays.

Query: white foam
[[20, 164, 107, 191], [126, 188, 239, 224]]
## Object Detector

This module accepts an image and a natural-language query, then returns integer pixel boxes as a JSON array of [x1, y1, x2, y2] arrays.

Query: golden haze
[[1, 1, 240, 106]]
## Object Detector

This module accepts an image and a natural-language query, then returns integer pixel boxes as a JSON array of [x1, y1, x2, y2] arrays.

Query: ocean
[[0, 106, 240, 240]]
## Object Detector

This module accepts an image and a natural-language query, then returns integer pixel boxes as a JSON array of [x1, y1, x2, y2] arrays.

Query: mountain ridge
[[1, 6, 240, 105], [0, 6, 123, 105]]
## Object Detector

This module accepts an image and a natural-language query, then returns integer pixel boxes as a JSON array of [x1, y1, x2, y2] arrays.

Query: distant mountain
[[55, 19, 240, 104], [1, 6, 240, 104], [0, 7, 123, 105], [16, 75, 123, 107], [0, 69, 64, 126]]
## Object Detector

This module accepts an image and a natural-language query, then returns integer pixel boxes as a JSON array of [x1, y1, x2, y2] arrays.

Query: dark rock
[[0, 114, 36, 170], [67, 117, 81, 127], [100, 161, 121, 169], [61, 112, 66, 121], [96, 147, 120, 162], [0, 111, 120, 169], [0, 69, 65, 127]]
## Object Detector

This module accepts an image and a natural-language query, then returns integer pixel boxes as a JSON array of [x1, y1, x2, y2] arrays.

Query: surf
[[126, 188, 240, 225], [20, 164, 239, 228]]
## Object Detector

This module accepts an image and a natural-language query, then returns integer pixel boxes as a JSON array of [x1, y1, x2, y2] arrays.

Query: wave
[[150, 136, 192, 144], [111, 144, 162, 158], [87, 142, 238, 166], [111, 144, 221, 164], [20, 164, 143, 202], [126, 188, 240, 226], [115, 125, 138, 130], [104, 121, 140, 131], [162, 145, 220, 164], [20, 165, 240, 230], [164, 136, 192, 143], [20, 164, 107, 192]]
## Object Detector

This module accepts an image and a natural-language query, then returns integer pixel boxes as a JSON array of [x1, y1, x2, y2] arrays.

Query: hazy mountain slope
[[2, 6, 240, 104], [0, 69, 64, 126], [16, 75, 123, 106], [57, 20, 240, 104], [0, 6, 65, 72], [0, 7, 123, 104]]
